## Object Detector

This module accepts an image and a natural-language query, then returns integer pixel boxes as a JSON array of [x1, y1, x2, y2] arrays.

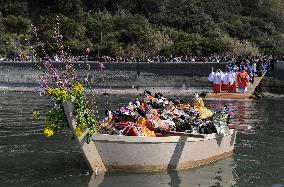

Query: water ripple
[[0, 92, 284, 186]]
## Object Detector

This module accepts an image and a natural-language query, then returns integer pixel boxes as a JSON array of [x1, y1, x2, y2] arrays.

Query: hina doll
[[191, 93, 213, 119]]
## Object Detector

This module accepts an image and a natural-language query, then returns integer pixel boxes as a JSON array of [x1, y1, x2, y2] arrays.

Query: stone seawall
[[0, 61, 283, 93], [262, 61, 284, 93], [0, 62, 226, 88]]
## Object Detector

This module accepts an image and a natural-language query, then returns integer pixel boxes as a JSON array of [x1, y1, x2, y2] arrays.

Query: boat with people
[[206, 62, 268, 100], [63, 92, 238, 173], [206, 72, 266, 99]]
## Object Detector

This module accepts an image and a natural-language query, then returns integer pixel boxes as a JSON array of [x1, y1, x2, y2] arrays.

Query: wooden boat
[[205, 72, 266, 100], [63, 102, 237, 173]]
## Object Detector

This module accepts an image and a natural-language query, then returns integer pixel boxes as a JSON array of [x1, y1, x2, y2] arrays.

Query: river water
[[0, 91, 284, 187]]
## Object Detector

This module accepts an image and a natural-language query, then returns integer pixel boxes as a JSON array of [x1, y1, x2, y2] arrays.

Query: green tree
[[4, 15, 31, 34], [0, 0, 29, 17], [2, 0, 284, 57]]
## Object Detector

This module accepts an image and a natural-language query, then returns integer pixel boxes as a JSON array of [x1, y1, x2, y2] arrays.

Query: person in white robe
[[228, 71, 237, 92], [212, 69, 222, 93], [221, 70, 229, 92]]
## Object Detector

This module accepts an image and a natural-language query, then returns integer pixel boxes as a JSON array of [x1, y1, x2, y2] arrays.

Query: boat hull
[[93, 130, 236, 172]]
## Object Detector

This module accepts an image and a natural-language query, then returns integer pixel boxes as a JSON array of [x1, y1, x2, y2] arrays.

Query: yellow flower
[[79, 123, 87, 129], [32, 111, 39, 119], [47, 87, 70, 102], [58, 89, 69, 102], [47, 88, 53, 95], [75, 127, 84, 137], [73, 84, 84, 94], [53, 88, 61, 98], [43, 128, 54, 137], [61, 89, 67, 95]]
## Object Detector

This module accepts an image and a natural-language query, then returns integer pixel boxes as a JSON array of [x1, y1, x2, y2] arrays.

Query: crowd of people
[[208, 60, 270, 94], [96, 55, 281, 64], [0, 54, 282, 65], [0, 55, 35, 62], [100, 91, 230, 137]]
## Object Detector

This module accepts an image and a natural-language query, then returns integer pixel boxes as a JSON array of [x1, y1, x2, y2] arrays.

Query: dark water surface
[[0, 92, 284, 187]]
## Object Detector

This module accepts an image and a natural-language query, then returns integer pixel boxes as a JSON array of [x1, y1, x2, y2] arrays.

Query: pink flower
[[37, 88, 45, 96], [98, 63, 105, 70], [42, 59, 65, 88], [62, 74, 68, 85], [86, 48, 91, 54]]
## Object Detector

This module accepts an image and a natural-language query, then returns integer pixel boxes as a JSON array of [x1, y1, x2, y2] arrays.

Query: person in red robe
[[237, 70, 250, 93]]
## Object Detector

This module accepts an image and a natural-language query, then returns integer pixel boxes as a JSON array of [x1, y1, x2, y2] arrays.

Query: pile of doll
[[99, 91, 230, 137]]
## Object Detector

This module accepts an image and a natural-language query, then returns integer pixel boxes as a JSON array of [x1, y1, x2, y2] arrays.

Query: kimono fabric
[[229, 83, 236, 93], [237, 71, 249, 93]]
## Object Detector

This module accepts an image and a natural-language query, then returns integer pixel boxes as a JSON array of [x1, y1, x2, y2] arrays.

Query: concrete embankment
[[262, 61, 284, 93], [0, 61, 283, 94]]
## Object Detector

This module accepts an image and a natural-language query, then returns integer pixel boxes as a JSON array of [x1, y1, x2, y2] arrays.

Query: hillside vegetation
[[1, 0, 284, 58]]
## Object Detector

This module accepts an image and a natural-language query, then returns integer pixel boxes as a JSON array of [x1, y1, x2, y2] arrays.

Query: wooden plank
[[228, 124, 251, 130], [206, 92, 250, 99], [163, 131, 205, 138], [246, 72, 266, 93]]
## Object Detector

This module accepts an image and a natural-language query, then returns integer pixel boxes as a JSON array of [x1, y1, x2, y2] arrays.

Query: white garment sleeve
[[208, 72, 215, 82]]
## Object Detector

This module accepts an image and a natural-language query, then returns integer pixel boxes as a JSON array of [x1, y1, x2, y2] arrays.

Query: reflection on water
[[0, 92, 284, 187], [207, 99, 257, 127], [90, 158, 235, 187]]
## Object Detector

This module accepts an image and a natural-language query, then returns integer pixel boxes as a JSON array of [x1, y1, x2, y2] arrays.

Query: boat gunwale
[[92, 129, 236, 143], [204, 98, 252, 101]]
